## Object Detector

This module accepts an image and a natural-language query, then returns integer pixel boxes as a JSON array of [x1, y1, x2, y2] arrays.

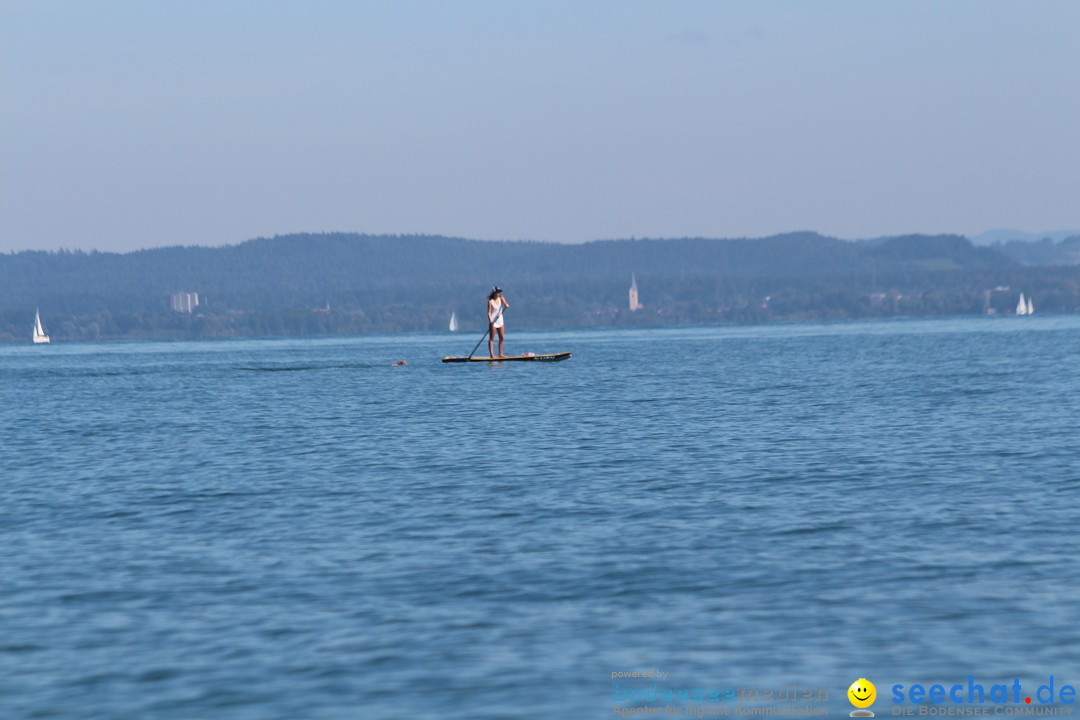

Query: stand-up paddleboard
[[442, 352, 571, 363]]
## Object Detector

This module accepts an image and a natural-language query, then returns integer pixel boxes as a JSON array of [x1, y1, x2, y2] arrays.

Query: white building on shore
[[170, 292, 199, 313]]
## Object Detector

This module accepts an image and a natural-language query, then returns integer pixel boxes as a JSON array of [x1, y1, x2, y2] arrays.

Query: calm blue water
[[3, 317, 1080, 719]]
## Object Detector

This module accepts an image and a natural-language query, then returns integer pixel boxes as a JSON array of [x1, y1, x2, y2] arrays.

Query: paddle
[[467, 303, 505, 359]]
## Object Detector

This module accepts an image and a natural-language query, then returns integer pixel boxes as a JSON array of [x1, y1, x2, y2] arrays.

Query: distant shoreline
[[3, 232, 1077, 343], [5, 311, 1076, 346]]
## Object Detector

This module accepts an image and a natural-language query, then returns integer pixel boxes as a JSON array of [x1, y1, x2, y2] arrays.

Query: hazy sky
[[3, 1, 1078, 252]]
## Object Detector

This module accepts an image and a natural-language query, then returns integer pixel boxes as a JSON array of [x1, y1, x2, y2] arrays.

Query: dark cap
[[493, 286, 502, 294]]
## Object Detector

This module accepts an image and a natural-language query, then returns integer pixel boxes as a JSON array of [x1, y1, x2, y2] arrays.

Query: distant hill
[[3, 231, 1074, 342], [863, 235, 1009, 271], [991, 236, 1080, 266], [0, 231, 1009, 309], [970, 228, 1080, 245]]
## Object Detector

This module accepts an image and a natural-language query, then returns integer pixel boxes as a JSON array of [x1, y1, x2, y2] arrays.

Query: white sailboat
[[1027, 297, 1034, 315], [1016, 293, 1028, 316], [33, 308, 50, 344], [449, 312, 458, 332]]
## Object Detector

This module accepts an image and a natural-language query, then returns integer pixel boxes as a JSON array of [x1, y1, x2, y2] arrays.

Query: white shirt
[[489, 298, 506, 328]]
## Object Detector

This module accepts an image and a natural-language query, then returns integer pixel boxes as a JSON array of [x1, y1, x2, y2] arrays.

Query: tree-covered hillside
[[1, 232, 1075, 342]]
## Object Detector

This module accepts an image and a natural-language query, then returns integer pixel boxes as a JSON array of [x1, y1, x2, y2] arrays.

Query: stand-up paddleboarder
[[487, 286, 510, 358]]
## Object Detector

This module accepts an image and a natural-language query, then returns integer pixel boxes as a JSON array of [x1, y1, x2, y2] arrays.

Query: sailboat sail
[[1027, 297, 1034, 315], [449, 312, 458, 332], [1016, 293, 1027, 316], [33, 308, 50, 344]]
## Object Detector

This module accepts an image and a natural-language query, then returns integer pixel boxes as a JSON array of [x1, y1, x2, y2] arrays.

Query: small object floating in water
[[392, 359, 408, 366], [442, 352, 571, 363]]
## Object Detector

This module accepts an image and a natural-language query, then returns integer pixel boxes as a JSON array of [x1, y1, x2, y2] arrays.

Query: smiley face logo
[[848, 678, 876, 709]]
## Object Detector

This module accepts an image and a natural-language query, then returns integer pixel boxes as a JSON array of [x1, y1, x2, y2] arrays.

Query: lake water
[[3, 317, 1080, 719]]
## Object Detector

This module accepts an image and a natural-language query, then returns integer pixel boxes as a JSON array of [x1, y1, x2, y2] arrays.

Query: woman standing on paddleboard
[[487, 286, 510, 358]]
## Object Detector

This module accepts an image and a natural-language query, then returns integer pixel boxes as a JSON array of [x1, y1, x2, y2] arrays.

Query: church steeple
[[629, 274, 642, 311]]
